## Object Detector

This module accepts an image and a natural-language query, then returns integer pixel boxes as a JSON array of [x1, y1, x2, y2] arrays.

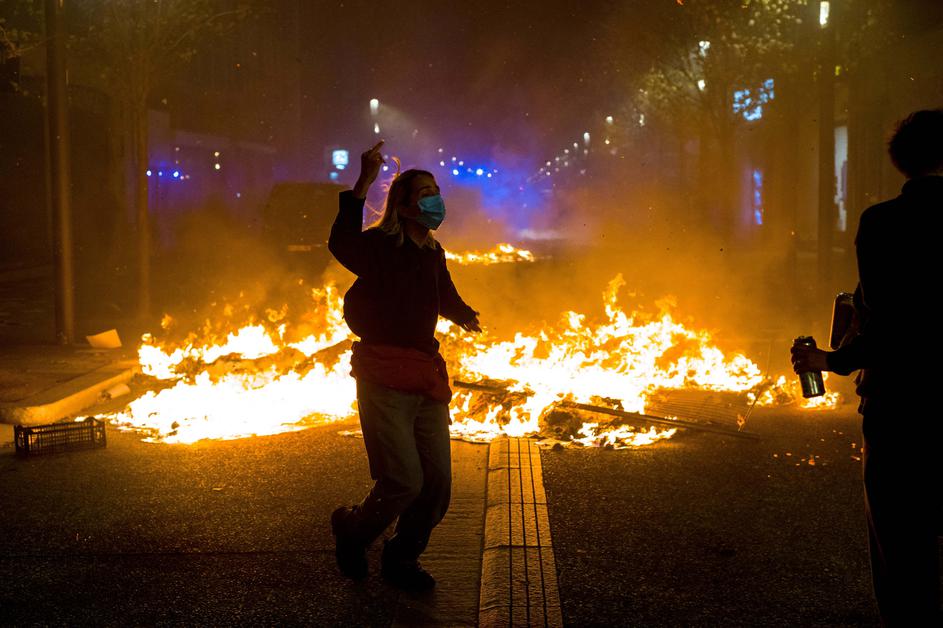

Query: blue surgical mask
[[416, 195, 446, 230]]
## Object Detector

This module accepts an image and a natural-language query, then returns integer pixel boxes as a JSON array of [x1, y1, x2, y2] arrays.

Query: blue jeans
[[348, 378, 452, 560]]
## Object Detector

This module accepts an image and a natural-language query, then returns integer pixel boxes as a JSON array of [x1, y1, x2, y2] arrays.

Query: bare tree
[[601, 0, 901, 234], [71, 0, 252, 318]]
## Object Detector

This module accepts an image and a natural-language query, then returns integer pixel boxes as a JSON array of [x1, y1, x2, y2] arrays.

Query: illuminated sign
[[332, 149, 349, 170]]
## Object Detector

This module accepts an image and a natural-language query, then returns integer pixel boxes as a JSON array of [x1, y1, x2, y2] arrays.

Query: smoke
[[154, 198, 314, 344], [437, 168, 814, 379], [151, 149, 817, 383]]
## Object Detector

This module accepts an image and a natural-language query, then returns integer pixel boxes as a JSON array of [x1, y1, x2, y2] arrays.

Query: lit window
[[752, 168, 764, 225], [819, 1, 830, 27]]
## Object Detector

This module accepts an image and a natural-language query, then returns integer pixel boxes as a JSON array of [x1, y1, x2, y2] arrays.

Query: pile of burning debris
[[98, 244, 838, 448]]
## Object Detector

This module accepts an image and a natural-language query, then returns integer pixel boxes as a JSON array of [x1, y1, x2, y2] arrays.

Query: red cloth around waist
[[349, 341, 452, 403]]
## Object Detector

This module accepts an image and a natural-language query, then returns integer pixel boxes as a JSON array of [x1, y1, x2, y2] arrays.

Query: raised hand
[[352, 140, 386, 199]]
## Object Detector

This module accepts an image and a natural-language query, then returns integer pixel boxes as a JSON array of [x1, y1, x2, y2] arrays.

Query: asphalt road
[[542, 405, 886, 627], [4, 394, 937, 626], [0, 417, 400, 626]]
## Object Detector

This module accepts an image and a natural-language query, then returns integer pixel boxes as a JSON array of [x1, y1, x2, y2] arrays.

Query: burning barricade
[[99, 245, 837, 447]]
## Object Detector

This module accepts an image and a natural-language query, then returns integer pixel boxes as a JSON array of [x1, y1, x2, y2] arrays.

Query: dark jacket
[[827, 175, 943, 413], [328, 190, 477, 356]]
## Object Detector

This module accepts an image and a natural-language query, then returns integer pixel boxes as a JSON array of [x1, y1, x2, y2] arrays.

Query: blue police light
[[172, 170, 180, 178], [452, 168, 460, 176], [476, 168, 484, 176], [146, 169, 152, 177], [157, 171, 163, 177]]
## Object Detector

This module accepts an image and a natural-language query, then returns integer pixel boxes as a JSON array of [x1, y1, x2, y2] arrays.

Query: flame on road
[[103, 272, 834, 446], [444, 243, 536, 265]]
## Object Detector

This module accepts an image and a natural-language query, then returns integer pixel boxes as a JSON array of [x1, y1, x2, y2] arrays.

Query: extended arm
[[825, 209, 893, 374], [793, 209, 891, 376], [438, 253, 480, 331]]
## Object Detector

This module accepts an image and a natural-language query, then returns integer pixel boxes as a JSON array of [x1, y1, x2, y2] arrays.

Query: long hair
[[369, 168, 437, 248]]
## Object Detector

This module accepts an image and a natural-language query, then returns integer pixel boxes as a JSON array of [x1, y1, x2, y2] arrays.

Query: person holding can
[[791, 109, 943, 626], [327, 141, 480, 592]]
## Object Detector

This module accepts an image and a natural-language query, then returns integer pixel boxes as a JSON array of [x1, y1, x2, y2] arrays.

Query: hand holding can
[[791, 336, 826, 398]]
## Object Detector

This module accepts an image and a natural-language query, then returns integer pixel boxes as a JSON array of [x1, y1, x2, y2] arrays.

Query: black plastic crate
[[14, 417, 107, 456]]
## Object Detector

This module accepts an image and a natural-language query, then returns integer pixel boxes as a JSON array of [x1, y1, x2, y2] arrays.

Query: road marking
[[392, 440, 488, 627], [479, 437, 563, 627]]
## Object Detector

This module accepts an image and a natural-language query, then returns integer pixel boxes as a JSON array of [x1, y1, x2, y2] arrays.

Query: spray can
[[793, 336, 825, 398]]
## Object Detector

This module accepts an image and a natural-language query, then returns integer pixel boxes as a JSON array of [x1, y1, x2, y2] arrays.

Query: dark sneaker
[[331, 506, 368, 579], [381, 558, 437, 592]]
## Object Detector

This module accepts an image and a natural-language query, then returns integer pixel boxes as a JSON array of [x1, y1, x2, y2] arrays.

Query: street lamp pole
[[817, 1, 836, 299], [45, 0, 75, 344]]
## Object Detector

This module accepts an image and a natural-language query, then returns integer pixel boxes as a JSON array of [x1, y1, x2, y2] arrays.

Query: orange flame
[[444, 243, 536, 265], [102, 273, 827, 446]]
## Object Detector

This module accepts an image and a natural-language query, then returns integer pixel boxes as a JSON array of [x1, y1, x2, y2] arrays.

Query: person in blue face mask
[[328, 141, 481, 592]]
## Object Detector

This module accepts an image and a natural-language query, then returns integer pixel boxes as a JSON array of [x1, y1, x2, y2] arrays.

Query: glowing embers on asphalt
[[444, 243, 536, 265], [757, 374, 842, 411], [102, 273, 832, 446]]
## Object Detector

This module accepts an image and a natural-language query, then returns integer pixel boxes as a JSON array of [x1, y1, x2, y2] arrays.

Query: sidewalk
[[0, 344, 138, 428]]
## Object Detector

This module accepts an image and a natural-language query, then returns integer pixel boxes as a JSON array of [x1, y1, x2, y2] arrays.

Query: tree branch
[[166, 7, 250, 54]]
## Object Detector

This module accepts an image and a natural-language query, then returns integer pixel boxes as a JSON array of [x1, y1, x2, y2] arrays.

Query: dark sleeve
[[437, 249, 477, 324], [328, 191, 380, 277], [826, 283, 866, 375], [827, 334, 866, 375], [826, 208, 888, 375]]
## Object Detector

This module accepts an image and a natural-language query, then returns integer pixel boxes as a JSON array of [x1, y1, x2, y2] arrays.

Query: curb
[[479, 437, 563, 627], [0, 361, 139, 425]]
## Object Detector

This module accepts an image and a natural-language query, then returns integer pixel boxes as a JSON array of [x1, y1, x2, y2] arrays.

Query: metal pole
[[45, 0, 75, 344], [817, 4, 836, 300]]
